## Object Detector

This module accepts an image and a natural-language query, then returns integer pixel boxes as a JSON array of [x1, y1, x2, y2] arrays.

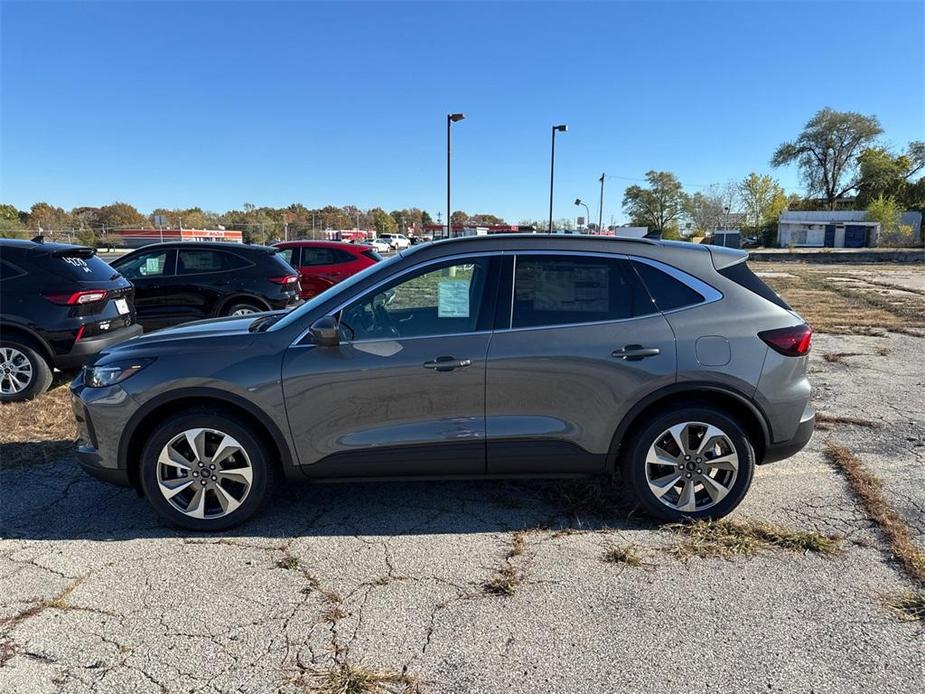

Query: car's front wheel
[[621, 406, 755, 522], [139, 412, 276, 531]]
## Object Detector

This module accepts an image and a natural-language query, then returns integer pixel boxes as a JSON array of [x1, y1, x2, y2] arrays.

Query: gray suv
[[70, 235, 814, 530]]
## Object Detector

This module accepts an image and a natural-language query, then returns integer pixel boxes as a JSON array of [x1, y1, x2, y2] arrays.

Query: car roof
[[0, 238, 94, 255], [124, 241, 275, 253], [275, 240, 370, 249]]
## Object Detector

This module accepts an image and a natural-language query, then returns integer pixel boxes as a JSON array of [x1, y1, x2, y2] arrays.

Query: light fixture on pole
[[598, 173, 605, 233], [548, 124, 568, 233], [574, 198, 590, 231], [447, 113, 465, 239]]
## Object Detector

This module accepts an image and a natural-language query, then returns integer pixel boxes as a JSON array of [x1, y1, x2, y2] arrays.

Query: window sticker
[[145, 257, 161, 273], [437, 280, 470, 318]]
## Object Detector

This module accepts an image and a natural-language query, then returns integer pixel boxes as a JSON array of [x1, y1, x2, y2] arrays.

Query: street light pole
[[598, 173, 605, 233], [548, 124, 567, 233], [447, 113, 465, 239], [574, 198, 590, 231]]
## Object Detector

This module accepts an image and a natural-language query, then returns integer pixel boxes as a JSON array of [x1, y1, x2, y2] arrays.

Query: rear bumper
[[54, 323, 143, 369], [761, 405, 815, 464]]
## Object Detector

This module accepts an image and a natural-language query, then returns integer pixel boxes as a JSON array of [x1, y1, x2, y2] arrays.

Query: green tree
[[622, 171, 688, 232], [739, 173, 788, 230], [684, 191, 726, 235], [450, 210, 469, 227], [420, 210, 434, 226], [772, 108, 883, 209], [370, 208, 397, 234], [27, 202, 72, 230], [97, 202, 147, 228], [856, 142, 925, 207], [867, 195, 914, 248], [468, 213, 505, 226], [0, 203, 24, 236]]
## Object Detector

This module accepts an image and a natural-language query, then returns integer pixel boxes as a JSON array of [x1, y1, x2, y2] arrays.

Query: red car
[[274, 241, 382, 299]]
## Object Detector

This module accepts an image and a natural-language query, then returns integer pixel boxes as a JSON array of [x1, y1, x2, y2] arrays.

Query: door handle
[[611, 344, 661, 361], [423, 356, 472, 372]]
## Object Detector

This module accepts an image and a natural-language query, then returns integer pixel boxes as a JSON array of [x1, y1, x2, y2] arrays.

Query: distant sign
[[577, 216, 585, 227], [152, 215, 167, 227]]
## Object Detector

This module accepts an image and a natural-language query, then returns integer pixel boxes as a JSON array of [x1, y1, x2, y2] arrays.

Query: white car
[[369, 239, 392, 254], [378, 233, 411, 250]]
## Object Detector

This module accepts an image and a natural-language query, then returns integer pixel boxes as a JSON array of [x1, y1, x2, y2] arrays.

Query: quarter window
[[631, 261, 705, 311], [512, 255, 653, 329], [339, 258, 490, 340]]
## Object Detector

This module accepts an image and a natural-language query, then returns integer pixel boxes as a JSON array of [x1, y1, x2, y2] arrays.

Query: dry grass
[[276, 555, 300, 570], [302, 663, 422, 694], [822, 352, 864, 365], [824, 441, 925, 584], [754, 264, 925, 335], [0, 385, 77, 468], [0, 577, 84, 630], [668, 519, 841, 560], [507, 531, 526, 559], [815, 413, 881, 431], [482, 565, 522, 596], [876, 346, 892, 356], [602, 544, 646, 568], [885, 591, 925, 621]]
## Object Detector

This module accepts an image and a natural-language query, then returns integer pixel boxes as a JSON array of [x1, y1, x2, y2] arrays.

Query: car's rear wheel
[[225, 302, 263, 317], [0, 340, 53, 402], [139, 412, 276, 531], [621, 406, 755, 522]]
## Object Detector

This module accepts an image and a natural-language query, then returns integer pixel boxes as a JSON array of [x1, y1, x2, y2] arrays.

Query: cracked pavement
[[2, 334, 924, 693]]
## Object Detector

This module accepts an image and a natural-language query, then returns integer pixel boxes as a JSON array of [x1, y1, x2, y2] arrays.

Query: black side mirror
[[309, 315, 340, 347]]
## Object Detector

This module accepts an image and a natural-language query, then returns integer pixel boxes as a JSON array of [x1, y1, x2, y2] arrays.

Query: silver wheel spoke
[[703, 454, 737, 472], [0, 347, 33, 393], [210, 435, 242, 466], [184, 429, 206, 463], [695, 426, 726, 455], [665, 423, 690, 455], [648, 473, 682, 498], [677, 479, 697, 512], [213, 484, 241, 513], [217, 467, 252, 485], [159, 478, 194, 499], [159, 446, 192, 471], [185, 486, 207, 518], [700, 474, 730, 503], [646, 448, 678, 467]]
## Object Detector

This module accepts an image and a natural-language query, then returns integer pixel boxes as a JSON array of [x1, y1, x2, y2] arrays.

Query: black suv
[[0, 238, 141, 401], [110, 242, 301, 331]]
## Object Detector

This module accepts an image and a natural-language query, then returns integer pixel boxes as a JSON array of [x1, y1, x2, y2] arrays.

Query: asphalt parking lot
[[1, 264, 924, 693]]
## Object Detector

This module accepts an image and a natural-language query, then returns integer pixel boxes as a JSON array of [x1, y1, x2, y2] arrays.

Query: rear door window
[[302, 247, 354, 266], [0, 259, 25, 281], [177, 249, 249, 274], [631, 261, 706, 311], [511, 254, 654, 329]]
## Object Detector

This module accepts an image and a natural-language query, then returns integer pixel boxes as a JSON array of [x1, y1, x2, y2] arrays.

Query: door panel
[[282, 333, 491, 475], [486, 316, 676, 473]]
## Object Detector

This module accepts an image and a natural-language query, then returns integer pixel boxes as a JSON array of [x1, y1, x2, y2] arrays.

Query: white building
[[778, 210, 922, 248]]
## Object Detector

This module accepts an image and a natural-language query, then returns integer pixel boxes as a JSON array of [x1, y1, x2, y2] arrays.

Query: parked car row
[[63, 233, 814, 531], [0, 238, 385, 400]]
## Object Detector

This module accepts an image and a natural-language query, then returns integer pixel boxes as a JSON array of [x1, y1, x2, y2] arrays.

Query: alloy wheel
[[156, 428, 253, 519], [0, 347, 34, 395], [645, 421, 739, 513], [231, 307, 258, 316]]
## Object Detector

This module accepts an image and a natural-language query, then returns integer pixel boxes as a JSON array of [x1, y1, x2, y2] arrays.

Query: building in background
[[113, 228, 243, 248], [777, 210, 922, 248]]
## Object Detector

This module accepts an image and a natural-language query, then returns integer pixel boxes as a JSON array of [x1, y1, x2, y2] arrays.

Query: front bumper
[[70, 382, 137, 487], [77, 445, 132, 486], [55, 323, 143, 370], [762, 405, 815, 464]]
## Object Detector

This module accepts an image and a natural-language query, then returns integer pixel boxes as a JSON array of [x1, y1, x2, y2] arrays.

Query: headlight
[[83, 358, 155, 388]]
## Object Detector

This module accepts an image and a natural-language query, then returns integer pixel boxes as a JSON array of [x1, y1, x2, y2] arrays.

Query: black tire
[[139, 411, 277, 531], [223, 301, 263, 317], [621, 406, 755, 522], [0, 338, 53, 402]]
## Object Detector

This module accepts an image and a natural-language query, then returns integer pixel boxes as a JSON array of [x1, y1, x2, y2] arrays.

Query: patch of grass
[[885, 591, 925, 621], [824, 441, 925, 584], [0, 385, 76, 469], [507, 531, 526, 559], [668, 519, 841, 560], [876, 346, 892, 356], [822, 351, 864, 365], [815, 413, 880, 430], [602, 543, 645, 568], [276, 555, 299, 570], [305, 663, 422, 694], [483, 565, 522, 596]]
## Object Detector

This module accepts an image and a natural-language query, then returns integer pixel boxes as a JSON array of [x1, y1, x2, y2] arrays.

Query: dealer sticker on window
[[114, 298, 129, 315]]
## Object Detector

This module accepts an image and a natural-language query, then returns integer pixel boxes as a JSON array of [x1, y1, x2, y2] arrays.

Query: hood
[[106, 313, 268, 356]]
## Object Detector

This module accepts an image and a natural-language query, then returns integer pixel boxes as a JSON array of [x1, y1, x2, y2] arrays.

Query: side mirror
[[309, 315, 340, 347]]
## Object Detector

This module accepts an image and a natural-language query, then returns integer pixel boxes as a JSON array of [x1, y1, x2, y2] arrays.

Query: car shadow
[[0, 453, 654, 541]]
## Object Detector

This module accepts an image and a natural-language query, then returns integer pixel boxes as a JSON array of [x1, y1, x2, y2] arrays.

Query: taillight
[[269, 275, 299, 285], [759, 324, 812, 356], [43, 289, 109, 305]]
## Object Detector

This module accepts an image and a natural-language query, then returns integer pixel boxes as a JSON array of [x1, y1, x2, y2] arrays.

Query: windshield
[[269, 251, 403, 332]]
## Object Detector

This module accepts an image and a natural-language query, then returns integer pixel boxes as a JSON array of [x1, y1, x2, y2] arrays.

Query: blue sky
[[2, 1, 923, 224]]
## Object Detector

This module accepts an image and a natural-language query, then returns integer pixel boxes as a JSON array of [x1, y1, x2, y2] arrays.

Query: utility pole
[[598, 173, 605, 234]]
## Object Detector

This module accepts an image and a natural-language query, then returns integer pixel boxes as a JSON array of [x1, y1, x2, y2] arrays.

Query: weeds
[[815, 413, 880, 430], [824, 441, 925, 584], [668, 519, 841, 560], [303, 662, 422, 694], [602, 543, 646, 568], [276, 555, 300, 570], [885, 591, 925, 621], [483, 565, 522, 596], [823, 352, 864, 365]]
